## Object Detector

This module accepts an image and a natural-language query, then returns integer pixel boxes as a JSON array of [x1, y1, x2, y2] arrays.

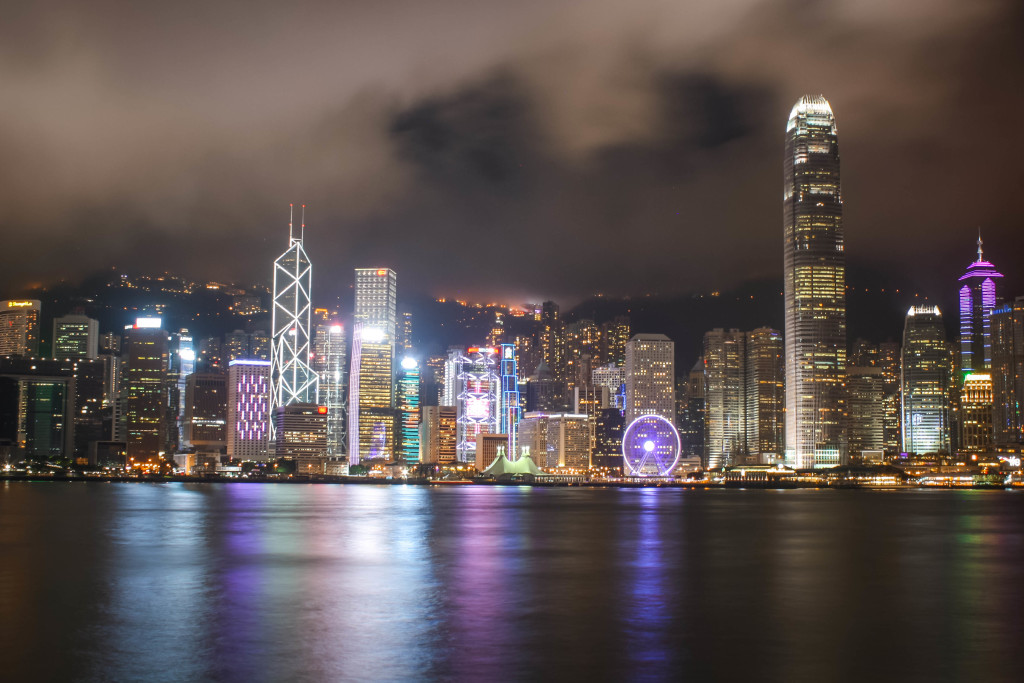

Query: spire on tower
[[977, 228, 984, 262], [301, 204, 306, 241], [289, 203, 295, 241]]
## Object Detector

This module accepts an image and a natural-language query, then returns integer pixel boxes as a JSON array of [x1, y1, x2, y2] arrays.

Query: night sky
[[2, 0, 1022, 306]]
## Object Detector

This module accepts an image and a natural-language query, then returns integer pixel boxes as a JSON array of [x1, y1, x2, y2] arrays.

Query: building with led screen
[[227, 360, 271, 460], [901, 307, 950, 455], [783, 95, 846, 469], [270, 205, 318, 429], [398, 357, 420, 463], [456, 347, 500, 463]]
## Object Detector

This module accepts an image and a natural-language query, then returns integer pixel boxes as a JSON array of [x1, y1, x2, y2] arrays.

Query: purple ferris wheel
[[622, 414, 681, 477]]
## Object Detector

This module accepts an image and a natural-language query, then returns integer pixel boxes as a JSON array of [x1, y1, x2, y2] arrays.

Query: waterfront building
[[499, 343, 521, 453], [270, 205, 318, 427], [455, 347, 500, 463], [745, 328, 784, 461], [960, 373, 994, 452], [123, 319, 169, 462], [52, 313, 98, 360], [703, 328, 746, 468], [227, 360, 271, 461], [0, 300, 41, 357], [313, 322, 347, 457], [183, 372, 227, 452], [845, 366, 886, 459], [593, 407, 624, 470], [901, 307, 951, 455], [624, 334, 675, 425], [475, 433, 508, 471], [273, 403, 327, 474], [991, 297, 1024, 445], [783, 95, 846, 469], [419, 405, 457, 464], [348, 324, 396, 464], [354, 268, 398, 342], [398, 357, 421, 463], [516, 411, 590, 469]]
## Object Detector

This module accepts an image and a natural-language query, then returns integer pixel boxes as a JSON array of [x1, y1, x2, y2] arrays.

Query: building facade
[[901, 306, 950, 455], [227, 360, 271, 461], [624, 334, 675, 425]]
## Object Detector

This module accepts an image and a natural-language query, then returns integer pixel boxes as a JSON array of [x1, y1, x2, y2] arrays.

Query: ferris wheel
[[622, 414, 681, 477]]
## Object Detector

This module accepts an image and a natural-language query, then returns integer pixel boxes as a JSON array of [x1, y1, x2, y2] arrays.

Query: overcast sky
[[1, 0, 1021, 306]]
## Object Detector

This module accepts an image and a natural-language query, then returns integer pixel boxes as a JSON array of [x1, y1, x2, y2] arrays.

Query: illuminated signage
[[6, 301, 35, 308], [376, 269, 387, 276], [466, 397, 490, 420], [317, 406, 328, 415], [135, 317, 162, 328]]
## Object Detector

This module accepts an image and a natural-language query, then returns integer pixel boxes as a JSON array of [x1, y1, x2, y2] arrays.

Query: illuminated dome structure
[[622, 414, 681, 477]]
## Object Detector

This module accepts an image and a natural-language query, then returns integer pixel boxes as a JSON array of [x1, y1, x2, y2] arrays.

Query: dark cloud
[[0, 0, 1021, 308]]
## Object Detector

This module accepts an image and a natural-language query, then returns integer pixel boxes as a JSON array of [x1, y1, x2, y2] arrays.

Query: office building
[[398, 357, 421, 463], [270, 206, 318, 423], [593, 407, 625, 470], [123, 319, 169, 462], [0, 300, 41, 357], [273, 403, 327, 473], [745, 327, 784, 461], [455, 347, 500, 463], [516, 412, 590, 469], [183, 372, 227, 452], [354, 268, 398, 342], [901, 306, 951, 455], [313, 322, 348, 457], [499, 343, 521, 453], [227, 360, 271, 461], [991, 297, 1024, 445], [624, 334, 675, 425], [960, 374, 994, 452], [348, 324, 396, 463], [419, 405, 457, 464], [958, 235, 1003, 374], [783, 95, 847, 469], [52, 314, 99, 360], [703, 328, 746, 468]]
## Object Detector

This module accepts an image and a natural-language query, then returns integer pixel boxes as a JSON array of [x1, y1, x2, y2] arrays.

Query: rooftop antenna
[[977, 227, 984, 262], [301, 204, 306, 241], [289, 203, 294, 242]]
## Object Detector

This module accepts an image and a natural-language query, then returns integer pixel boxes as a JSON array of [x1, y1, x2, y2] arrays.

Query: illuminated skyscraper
[[123, 318, 169, 462], [183, 372, 227, 452], [419, 405, 457, 464], [348, 324, 395, 464], [783, 95, 846, 468], [354, 268, 398, 342], [901, 307, 950, 455], [313, 322, 348, 457], [227, 360, 271, 461], [52, 314, 98, 360], [538, 302, 564, 382], [624, 334, 674, 425], [958, 235, 1003, 374], [499, 343, 521, 450], [745, 328, 784, 461], [456, 347, 500, 463], [0, 300, 41, 357], [274, 403, 328, 474], [600, 316, 631, 367], [703, 328, 746, 468], [270, 205, 318, 426], [398, 357, 421, 463], [991, 297, 1024, 446]]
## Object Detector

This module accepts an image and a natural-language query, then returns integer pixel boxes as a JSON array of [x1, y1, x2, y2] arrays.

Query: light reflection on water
[[1, 483, 1023, 682]]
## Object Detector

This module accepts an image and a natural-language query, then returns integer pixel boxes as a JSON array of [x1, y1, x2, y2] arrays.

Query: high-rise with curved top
[[783, 95, 846, 469]]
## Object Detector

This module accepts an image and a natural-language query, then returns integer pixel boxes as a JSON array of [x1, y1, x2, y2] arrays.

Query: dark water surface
[[2, 483, 1023, 682]]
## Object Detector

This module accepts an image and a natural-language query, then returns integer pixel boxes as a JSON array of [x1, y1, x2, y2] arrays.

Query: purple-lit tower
[[958, 234, 1003, 374], [227, 360, 271, 460]]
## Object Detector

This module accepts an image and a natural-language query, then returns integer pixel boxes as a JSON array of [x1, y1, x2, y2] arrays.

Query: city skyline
[[1, 2, 1022, 305]]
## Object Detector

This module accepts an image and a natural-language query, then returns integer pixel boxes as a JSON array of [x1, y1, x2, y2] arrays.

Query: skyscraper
[[0, 300, 41, 357], [52, 314, 99, 360], [354, 268, 398, 342], [397, 357, 421, 463], [624, 334, 675, 425], [455, 347, 500, 463], [348, 324, 396, 464], [227, 360, 271, 461], [270, 205, 318, 424], [313, 322, 348, 457], [745, 327, 785, 461], [990, 297, 1024, 446], [183, 372, 227, 452], [123, 319, 169, 463], [901, 306, 950, 455], [783, 95, 846, 469], [958, 235, 1003, 374], [703, 328, 746, 469]]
